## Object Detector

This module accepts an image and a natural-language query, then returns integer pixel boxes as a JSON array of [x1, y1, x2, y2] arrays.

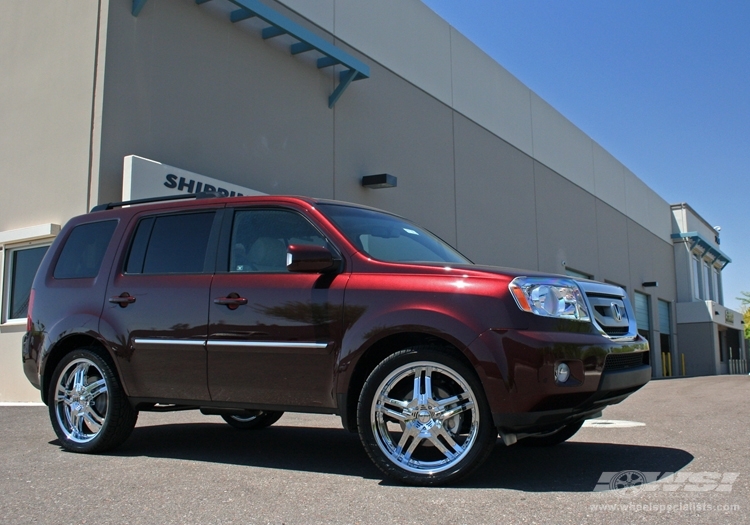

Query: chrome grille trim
[[576, 282, 639, 341]]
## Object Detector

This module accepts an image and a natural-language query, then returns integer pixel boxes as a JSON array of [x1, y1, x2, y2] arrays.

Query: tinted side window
[[127, 212, 215, 274], [230, 209, 328, 273], [124, 217, 154, 274], [54, 220, 118, 279]]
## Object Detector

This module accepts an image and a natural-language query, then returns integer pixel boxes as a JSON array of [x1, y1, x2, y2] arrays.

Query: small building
[[671, 204, 747, 376]]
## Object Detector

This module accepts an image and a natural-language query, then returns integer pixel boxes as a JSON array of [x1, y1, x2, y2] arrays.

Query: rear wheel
[[221, 410, 284, 430], [48, 348, 137, 453], [357, 347, 495, 486], [518, 421, 584, 447]]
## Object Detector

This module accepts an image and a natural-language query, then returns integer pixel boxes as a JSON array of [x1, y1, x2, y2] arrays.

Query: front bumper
[[493, 363, 651, 433], [468, 328, 651, 434]]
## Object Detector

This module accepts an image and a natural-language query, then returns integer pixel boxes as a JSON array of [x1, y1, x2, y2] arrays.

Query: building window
[[692, 255, 702, 300], [634, 292, 651, 342], [713, 268, 722, 305], [703, 261, 712, 301], [565, 267, 592, 280], [4, 244, 50, 322], [604, 280, 627, 291]]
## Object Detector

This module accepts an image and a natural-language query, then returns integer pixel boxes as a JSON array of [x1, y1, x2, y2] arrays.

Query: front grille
[[584, 292, 631, 337], [601, 326, 630, 336], [604, 352, 649, 371]]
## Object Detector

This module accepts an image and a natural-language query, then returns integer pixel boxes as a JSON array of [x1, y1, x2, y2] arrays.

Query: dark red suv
[[22, 194, 650, 485]]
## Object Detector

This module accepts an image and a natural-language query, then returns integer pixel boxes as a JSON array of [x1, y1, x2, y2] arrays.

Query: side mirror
[[286, 245, 338, 273]]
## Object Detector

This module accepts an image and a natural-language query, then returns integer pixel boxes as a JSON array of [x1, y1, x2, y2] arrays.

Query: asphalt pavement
[[1, 375, 747, 524]]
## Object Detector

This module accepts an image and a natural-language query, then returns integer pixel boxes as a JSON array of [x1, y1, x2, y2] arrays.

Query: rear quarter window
[[53, 220, 118, 279]]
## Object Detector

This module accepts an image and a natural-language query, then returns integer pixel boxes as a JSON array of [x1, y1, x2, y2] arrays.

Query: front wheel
[[357, 347, 496, 486], [48, 348, 138, 453], [221, 410, 283, 430]]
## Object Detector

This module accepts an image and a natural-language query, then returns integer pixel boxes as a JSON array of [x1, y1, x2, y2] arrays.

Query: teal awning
[[133, 0, 370, 107], [671, 232, 731, 268]]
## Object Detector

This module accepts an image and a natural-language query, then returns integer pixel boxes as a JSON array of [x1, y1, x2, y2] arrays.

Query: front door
[[207, 207, 346, 408]]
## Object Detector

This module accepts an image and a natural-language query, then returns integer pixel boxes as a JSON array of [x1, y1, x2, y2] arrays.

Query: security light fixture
[[641, 281, 658, 288], [361, 173, 397, 189]]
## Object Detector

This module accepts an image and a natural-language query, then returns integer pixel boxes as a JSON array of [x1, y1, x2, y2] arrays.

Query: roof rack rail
[[90, 192, 222, 213]]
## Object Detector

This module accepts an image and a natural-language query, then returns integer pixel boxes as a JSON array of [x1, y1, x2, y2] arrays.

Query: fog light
[[555, 363, 570, 383]]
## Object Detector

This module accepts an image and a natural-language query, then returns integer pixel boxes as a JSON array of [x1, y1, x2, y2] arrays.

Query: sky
[[421, 0, 749, 312]]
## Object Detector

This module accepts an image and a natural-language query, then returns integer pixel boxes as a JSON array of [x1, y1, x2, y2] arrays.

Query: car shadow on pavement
[[70, 422, 693, 491], [106, 421, 384, 480], [465, 441, 694, 491]]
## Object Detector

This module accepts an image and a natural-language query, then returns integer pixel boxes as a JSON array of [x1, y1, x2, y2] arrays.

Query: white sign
[[122, 155, 265, 201]]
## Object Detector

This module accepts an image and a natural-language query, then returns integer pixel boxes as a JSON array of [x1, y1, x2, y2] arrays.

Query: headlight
[[508, 277, 590, 321]]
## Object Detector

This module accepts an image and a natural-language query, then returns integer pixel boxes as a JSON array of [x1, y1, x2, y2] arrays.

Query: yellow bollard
[[667, 353, 672, 377], [661, 353, 666, 378], [681, 353, 686, 376]]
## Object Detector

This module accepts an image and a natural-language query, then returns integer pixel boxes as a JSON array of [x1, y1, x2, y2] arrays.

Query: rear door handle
[[109, 293, 136, 307], [214, 294, 248, 310]]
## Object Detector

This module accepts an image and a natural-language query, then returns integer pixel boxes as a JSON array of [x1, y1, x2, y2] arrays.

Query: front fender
[[335, 306, 492, 396]]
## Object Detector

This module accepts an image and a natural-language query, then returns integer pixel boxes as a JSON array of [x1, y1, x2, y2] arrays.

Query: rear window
[[54, 220, 118, 279], [125, 212, 215, 274]]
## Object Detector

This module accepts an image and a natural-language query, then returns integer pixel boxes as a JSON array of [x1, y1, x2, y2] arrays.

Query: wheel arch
[[340, 331, 478, 433], [41, 333, 114, 404]]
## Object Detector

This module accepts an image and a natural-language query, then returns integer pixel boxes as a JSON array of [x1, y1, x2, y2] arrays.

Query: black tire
[[518, 421, 584, 447], [357, 346, 496, 486], [221, 410, 284, 430], [48, 347, 138, 453]]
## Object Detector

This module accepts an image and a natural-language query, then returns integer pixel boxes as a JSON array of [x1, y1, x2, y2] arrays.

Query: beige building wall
[[275, 0, 673, 243], [0, 1, 104, 402], [0, 0, 682, 400]]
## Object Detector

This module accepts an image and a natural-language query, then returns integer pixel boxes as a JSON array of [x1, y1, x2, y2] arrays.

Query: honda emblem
[[611, 303, 623, 322]]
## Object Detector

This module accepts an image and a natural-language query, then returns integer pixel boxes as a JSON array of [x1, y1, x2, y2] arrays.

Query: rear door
[[207, 206, 347, 408], [101, 207, 223, 402]]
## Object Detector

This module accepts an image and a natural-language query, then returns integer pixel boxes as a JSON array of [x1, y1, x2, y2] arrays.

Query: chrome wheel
[[358, 348, 495, 485], [372, 361, 479, 474], [48, 348, 137, 453], [221, 410, 284, 430], [230, 414, 259, 423], [53, 357, 109, 444]]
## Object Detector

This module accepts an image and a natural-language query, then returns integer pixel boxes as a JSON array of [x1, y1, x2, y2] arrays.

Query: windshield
[[318, 204, 471, 264]]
